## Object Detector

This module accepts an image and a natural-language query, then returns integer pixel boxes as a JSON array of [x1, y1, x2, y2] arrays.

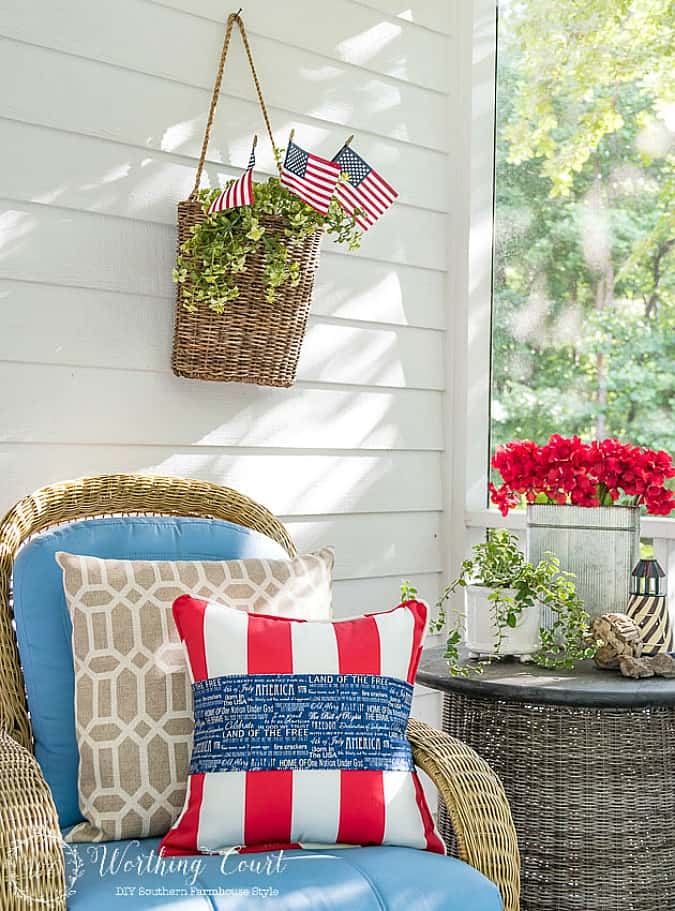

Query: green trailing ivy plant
[[402, 530, 597, 677], [173, 176, 362, 312]]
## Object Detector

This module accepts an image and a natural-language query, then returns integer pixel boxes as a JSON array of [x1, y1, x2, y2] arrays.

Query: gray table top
[[417, 647, 675, 708]]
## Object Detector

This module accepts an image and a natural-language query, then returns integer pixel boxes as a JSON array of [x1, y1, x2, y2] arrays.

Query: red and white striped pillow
[[159, 598, 444, 856]]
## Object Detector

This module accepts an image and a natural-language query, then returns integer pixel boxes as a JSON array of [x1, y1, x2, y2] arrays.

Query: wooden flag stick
[[345, 134, 354, 147], [288, 128, 295, 146], [252, 134, 258, 149]]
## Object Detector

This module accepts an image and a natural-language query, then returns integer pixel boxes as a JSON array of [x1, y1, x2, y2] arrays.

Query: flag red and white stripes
[[208, 169, 253, 213], [208, 141, 256, 214], [159, 600, 445, 857], [332, 143, 398, 231], [281, 140, 341, 215]]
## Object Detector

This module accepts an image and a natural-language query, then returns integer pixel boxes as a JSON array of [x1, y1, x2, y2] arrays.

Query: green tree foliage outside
[[492, 0, 675, 456]]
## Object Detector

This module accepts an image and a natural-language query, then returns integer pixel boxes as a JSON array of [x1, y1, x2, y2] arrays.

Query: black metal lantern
[[630, 558, 667, 598], [626, 558, 671, 655]]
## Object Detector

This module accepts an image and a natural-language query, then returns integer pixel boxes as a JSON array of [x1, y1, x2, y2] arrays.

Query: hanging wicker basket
[[171, 13, 321, 387], [173, 202, 322, 386]]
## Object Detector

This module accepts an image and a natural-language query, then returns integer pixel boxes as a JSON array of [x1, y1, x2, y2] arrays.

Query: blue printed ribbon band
[[190, 673, 415, 774]]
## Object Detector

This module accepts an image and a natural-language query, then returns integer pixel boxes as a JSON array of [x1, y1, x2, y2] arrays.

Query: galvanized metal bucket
[[526, 504, 640, 619]]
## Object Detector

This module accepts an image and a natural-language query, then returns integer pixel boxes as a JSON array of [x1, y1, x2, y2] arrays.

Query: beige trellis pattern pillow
[[56, 547, 334, 843]]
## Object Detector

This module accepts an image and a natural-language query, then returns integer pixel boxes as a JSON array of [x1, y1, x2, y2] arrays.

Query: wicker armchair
[[0, 475, 520, 911]]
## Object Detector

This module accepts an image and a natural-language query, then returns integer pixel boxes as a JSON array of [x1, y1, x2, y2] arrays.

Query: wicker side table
[[418, 649, 675, 911]]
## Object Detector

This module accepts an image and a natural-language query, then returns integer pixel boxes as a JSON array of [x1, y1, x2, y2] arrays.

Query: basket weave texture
[[172, 201, 322, 386], [440, 689, 675, 911]]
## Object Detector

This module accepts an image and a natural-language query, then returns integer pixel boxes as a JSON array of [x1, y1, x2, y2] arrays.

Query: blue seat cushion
[[13, 515, 287, 829], [64, 839, 502, 910]]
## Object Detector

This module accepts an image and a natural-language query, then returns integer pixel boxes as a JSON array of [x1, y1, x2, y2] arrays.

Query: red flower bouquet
[[490, 435, 675, 517]]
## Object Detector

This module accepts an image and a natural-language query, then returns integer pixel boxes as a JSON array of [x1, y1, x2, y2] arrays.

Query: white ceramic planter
[[464, 584, 541, 660]]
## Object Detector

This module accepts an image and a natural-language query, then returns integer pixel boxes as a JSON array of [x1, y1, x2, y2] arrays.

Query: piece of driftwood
[[590, 613, 675, 678], [647, 654, 675, 677], [618, 656, 655, 678], [620, 654, 675, 679], [590, 613, 643, 669]]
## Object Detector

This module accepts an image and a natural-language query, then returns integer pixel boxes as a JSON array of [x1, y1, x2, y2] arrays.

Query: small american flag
[[281, 140, 341, 215], [332, 143, 398, 230], [208, 141, 256, 214]]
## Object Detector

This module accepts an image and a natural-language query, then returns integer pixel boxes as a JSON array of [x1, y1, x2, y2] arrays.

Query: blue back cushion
[[13, 515, 287, 828]]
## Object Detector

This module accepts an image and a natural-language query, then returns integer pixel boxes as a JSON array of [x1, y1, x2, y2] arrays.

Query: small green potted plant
[[405, 531, 595, 676]]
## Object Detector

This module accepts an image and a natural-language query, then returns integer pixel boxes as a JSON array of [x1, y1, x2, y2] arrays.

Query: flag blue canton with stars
[[285, 142, 309, 177], [281, 139, 341, 215], [333, 146, 371, 185]]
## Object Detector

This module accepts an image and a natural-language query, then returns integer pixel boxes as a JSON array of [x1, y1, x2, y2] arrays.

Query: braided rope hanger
[[191, 11, 282, 198]]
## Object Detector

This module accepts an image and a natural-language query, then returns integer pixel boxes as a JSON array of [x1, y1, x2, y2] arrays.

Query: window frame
[[447, 0, 675, 583]]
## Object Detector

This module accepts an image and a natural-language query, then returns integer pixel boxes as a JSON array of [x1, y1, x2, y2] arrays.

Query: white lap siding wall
[[0, 0, 453, 732]]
